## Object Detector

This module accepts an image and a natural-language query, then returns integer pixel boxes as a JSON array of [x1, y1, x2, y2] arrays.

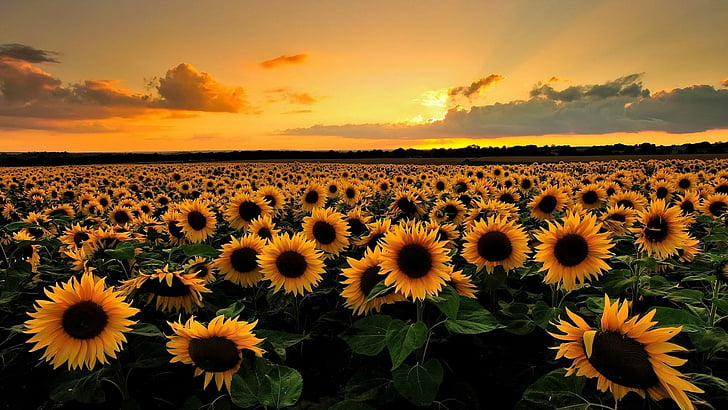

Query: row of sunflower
[[1, 159, 727, 409]]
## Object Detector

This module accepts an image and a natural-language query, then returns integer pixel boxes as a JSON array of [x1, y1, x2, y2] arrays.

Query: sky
[[1, 0, 727, 152]]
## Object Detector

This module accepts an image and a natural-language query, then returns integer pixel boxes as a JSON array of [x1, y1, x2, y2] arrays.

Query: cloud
[[0, 56, 62, 101], [260, 54, 308, 69], [0, 43, 60, 63], [156, 63, 254, 113], [265, 88, 319, 105], [722, 78, 728, 87], [448, 74, 504, 100], [283, 74, 728, 139]]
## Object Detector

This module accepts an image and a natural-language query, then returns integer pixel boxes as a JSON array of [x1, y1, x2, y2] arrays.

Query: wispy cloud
[[265, 88, 320, 105], [448, 74, 504, 100], [259, 54, 308, 69], [0, 43, 60, 63]]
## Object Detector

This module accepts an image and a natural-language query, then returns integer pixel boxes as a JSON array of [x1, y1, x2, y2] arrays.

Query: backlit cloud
[[722, 78, 728, 87], [0, 43, 60, 63], [283, 74, 728, 139], [448, 74, 504, 100], [260, 54, 308, 69], [265, 88, 319, 105]]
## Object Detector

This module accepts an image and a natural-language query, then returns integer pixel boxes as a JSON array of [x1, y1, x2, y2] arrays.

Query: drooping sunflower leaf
[[365, 280, 395, 302], [178, 243, 221, 258], [256, 329, 308, 362], [445, 298, 504, 334], [385, 319, 427, 370], [516, 368, 586, 409], [392, 358, 443, 407], [428, 285, 460, 319], [339, 314, 393, 356]]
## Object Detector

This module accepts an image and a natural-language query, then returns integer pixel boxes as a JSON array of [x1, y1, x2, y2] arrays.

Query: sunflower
[[380, 225, 451, 301], [464, 199, 519, 228], [167, 315, 264, 391], [256, 185, 286, 211], [633, 199, 692, 259], [340, 248, 405, 315], [534, 212, 613, 291], [432, 176, 449, 195], [108, 205, 135, 226], [185, 256, 215, 283], [46, 204, 76, 219], [462, 216, 529, 274], [24, 271, 138, 370], [550, 295, 703, 409], [300, 182, 327, 212], [493, 186, 521, 204], [214, 235, 266, 287], [340, 182, 361, 206], [576, 184, 606, 210], [701, 193, 728, 218], [162, 210, 188, 245], [448, 268, 477, 299], [345, 207, 371, 238], [429, 198, 467, 224], [302, 207, 350, 255], [650, 179, 674, 202], [248, 214, 279, 241], [389, 189, 425, 219], [59, 224, 93, 249], [609, 190, 647, 211], [676, 191, 701, 219], [599, 205, 636, 235], [120, 266, 211, 313], [529, 186, 569, 220], [177, 199, 217, 243], [424, 221, 459, 249], [258, 233, 325, 296], [355, 219, 393, 250], [225, 193, 272, 231]]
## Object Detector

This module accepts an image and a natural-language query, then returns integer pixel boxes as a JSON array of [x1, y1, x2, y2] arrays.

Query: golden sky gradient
[[1, 0, 727, 152]]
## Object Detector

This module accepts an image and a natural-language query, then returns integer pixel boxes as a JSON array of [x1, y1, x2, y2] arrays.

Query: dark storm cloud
[[448, 74, 504, 99], [530, 73, 650, 102], [0, 43, 60, 63], [283, 75, 728, 139]]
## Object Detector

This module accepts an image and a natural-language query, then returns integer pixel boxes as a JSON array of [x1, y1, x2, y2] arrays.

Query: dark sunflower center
[[499, 194, 515, 204], [257, 227, 273, 240], [436, 229, 449, 242], [187, 211, 207, 231], [28, 227, 44, 239], [717, 185, 728, 195], [538, 195, 558, 214], [435, 181, 445, 191], [380, 183, 389, 191], [397, 244, 432, 278], [346, 188, 356, 199], [608, 213, 626, 222], [230, 247, 258, 273], [168, 221, 185, 239], [50, 208, 70, 217], [477, 231, 513, 262], [656, 187, 668, 199], [21, 245, 34, 259], [396, 198, 417, 215], [520, 179, 532, 190], [139, 275, 191, 297], [616, 200, 634, 209], [62, 301, 109, 340], [582, 191, 598, 205], [680, 200, 695, 214], [238, 201, 262, 222], [312, 221, 337, 245], [73, 232, 90, 247], [114, 210, 131, 224], [193, 265, 210, 278], [678, 178, 691, 189], [587, 331, 658, 389], [553, 234, 589, 267], [454, 183, 466, 193], [99, 198, 109, 207], [606, 187, 616, 196], [276, 251, 307, 278], [644, 216, 669, 243], [188, 336, 241, 372], [359, 266, 383, 297], [328, 185, 337, 194], [709, 201, 727, 217], [367, 233, 386, 250], [443, 204, 459, 220], [304, 190, 319, 204], [348, 219, 367, 237]]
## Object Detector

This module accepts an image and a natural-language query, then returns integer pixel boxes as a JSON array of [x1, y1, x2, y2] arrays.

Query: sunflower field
[[1, 159, 728, 410]]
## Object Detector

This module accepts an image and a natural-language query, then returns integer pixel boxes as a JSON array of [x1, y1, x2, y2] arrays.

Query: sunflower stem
[[709, 280, 722, 327], [416, 300, 426, 363]]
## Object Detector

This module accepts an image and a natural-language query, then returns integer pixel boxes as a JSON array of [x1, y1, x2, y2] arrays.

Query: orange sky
[[1, 1, 727, 152]]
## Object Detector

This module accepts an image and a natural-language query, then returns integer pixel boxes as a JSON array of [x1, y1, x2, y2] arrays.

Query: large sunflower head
[[379, 224, 451, 301], [24, 271, 139, 370], [213, 235, 266, 287], [462, 216, 529, 274], [576, 184, 606, 210], [550, 295, 703, 409], [529, 186, 569, 220], [167, 315, 264, 391], [701, 193, 728, 218], [177, 199, 217, 243], [389, 189, 425, 220], [341, 247, 406, 315], [224, 193, 272, 231], [599, 205, 637, 235], [120, 266, 211, 313], [535, 212, 614, 291], [355, 219, 393, 250], [184, 256, 215, 283], [300, 182, 327, 212], [256, 185, 286, 211], [248, 214, 279, 242], [302, 207, 351, 256], [429, 198, 467, 224], [345, 207, 371, 238], [633, 199, 691, 259], [258, 233, 326, 296]]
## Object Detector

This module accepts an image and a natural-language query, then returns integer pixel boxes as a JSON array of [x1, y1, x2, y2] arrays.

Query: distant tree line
[[0, 141, 726, 167]]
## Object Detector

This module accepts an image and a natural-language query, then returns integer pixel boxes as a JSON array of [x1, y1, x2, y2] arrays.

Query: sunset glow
[[2, 0, 727, 152]]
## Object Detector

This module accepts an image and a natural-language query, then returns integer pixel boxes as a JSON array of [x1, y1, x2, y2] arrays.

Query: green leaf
[[687, 373, 728, 400], [365, 280, 395, 302], [689, 327, 728, 353], [127, 340, 170, 368], [481, 265, 507, 289], [340, 314, 393, 356], [386, 320, 427, 370], [445, 298, 503, 334], [128, 322, 164, 338], [216, 300, 246, 319], [262, 365, 303, 408], [179, 243, 221, 258], [50, 369, 107, 404], [3, 222, 38, 231], [392, 359, 443, 407], [103, 241, 140, 260], [256, 329, 307, 362], [517, 368, 586, 409], [652, 307, 706, 333], [344, 367, 392, 402], [665, 288, 704, 303], [428, 285, 460, 319], [532, 301, 559, 330]]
